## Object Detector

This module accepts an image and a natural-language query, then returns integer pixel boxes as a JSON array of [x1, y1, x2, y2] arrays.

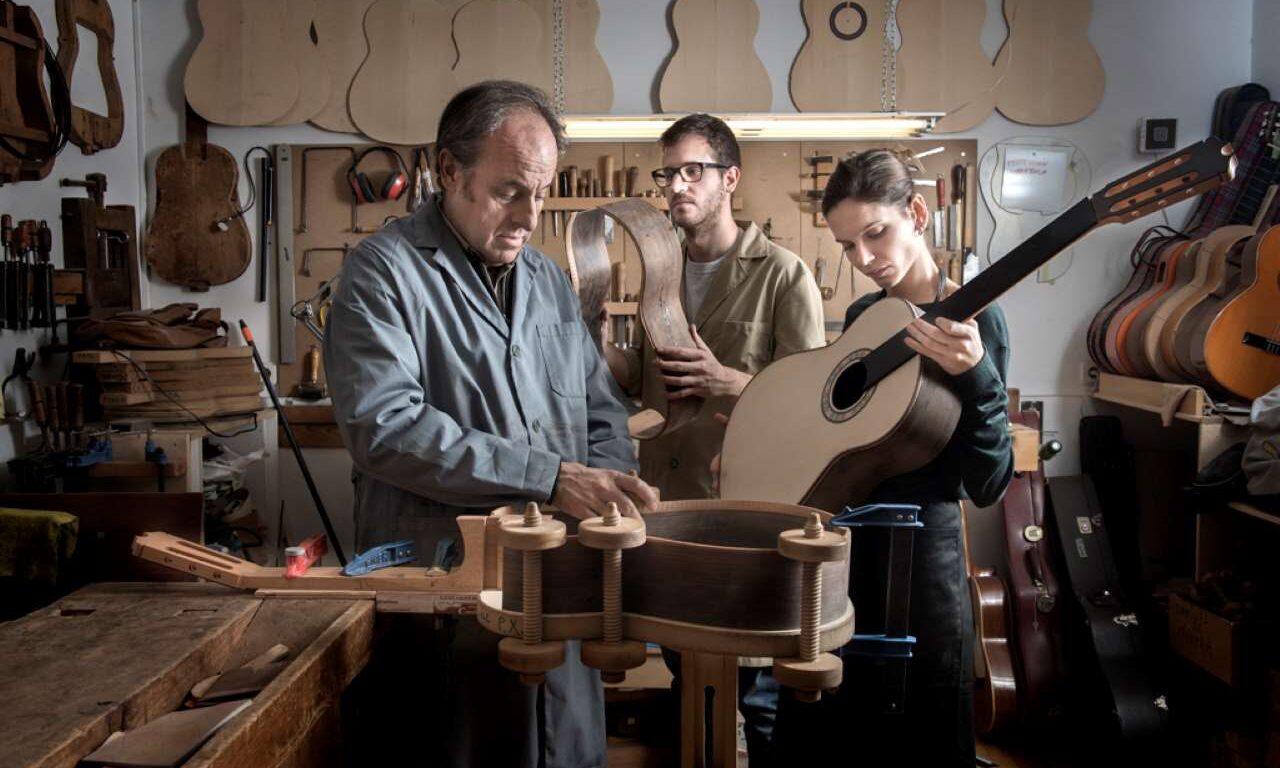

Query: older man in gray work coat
[[324, 81, 658, 768]]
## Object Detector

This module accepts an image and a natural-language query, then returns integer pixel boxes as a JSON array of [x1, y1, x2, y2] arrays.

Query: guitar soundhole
[[828, 2, 868, 41], [822, 348, 873, 422]]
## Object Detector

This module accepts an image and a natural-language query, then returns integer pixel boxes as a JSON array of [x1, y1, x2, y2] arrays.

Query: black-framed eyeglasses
[[651, 162, 732, 188]]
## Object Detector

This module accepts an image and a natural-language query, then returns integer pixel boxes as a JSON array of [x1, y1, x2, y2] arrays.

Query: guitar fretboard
[[1243, 331, 1280, 357]]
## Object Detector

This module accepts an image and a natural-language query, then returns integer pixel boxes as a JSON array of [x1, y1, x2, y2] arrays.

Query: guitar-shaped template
[[659, 0, 772, 112], [720, 139, 1235, 510], [55, 0, 125, 153], [310, 0, 375, 133], [452, 0, 551, 94], [993, 0, 1104, 126], [895, 0, 1004, 133], [348, 0, 456, 145], [143, 110, 251, 291], [563, 0, 612, 112], [184, 0, 300, 126], [1203, 226, 1280, 400], [1138, 238, 1203, 382], [790, 0, 884, 112], [269, 0, 331, 126]]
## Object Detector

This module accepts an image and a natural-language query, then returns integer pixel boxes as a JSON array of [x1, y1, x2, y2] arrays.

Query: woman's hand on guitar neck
[[656, 325, 752, 400], [905, 316, 986, 376]]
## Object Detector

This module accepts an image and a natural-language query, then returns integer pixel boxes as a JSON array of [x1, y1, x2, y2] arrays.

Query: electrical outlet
[[1081, 362, 1099, 388]]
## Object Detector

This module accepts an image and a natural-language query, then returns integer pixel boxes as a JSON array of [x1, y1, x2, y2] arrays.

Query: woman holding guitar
[[778, 149, 1013, 766]]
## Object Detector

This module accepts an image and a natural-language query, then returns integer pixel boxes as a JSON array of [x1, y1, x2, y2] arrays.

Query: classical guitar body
[[1173, 231, 1251, 385], [144, 127, 251, 290], [660, 0, 772, 112], [720, 297, 961, 512], [1138, 238, 1202, 382], [1204, 226, 1280, 400], [1160, 225, 1252, 381], [790, 0, 885, 112], [971, 568, 1018, 734], [1087, 232, 1170, 374], [994, 0, 1103, 126], [1116, 240, 1190, 378], [1101, 245, 1163, 376], [183, 0, 299, 126]]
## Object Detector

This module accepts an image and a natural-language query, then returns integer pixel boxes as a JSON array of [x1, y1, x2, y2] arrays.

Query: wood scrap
[[81, 698, 252, 767]]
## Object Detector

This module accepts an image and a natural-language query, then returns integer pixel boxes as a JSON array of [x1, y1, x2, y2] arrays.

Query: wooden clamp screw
[[578, 501, 647, 683], [773, 513, 845, 702], [497, 502, 567, 685]]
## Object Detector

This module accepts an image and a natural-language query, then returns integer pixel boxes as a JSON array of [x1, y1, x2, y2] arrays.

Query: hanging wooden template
[[562, 0, 612, 112], [309, 0, 374, 133], [993, 0, 1104, 126], [895, 0, 1003, 133], [453, 0, 551, 94], [659, 0, 772, 112], [269, 0, 331, 126], [144, 109, 252, 291], [790, 0, 885, 112], [55, 0, 125, 154], [0, 3, 57, 183], [348, 0, 456, 145], [184, 0, 300, 126]]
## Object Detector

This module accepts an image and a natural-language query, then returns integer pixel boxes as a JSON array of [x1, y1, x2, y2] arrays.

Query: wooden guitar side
[[55, 0, 125, 154], [567, 199, 699, 440], [1203, 227, 1280, 400], [1088, 233, 1168, 374], [309, 0, 374, 133], [1102, 240, 1167, 376], [1159, 226, 1253, 380], [961, 501, 1018, 735], [1139, 239, 1202, 383], [720, 298, 961, 511], [1116, 240, 1190, 378], [183, 0, 299, 126], [1172, 228, 1253, 386], [452, 0, 551, 95], [993, 0, 1104, 126], [348, 0, 456, 145], [896, 0, 1003, 133], [790, 0, 885, 112], [268, 0, 331, 125], [659, 0, 772, 112]]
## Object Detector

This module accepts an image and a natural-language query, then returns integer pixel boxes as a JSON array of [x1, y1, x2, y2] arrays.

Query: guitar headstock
[[1089, 138, 1236, 225]]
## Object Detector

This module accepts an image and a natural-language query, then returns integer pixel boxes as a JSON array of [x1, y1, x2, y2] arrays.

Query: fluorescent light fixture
[[562, 113, 942, 141]]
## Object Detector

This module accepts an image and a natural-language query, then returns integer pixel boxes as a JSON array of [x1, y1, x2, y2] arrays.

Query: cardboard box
[[1170, 592, 1243, 686]]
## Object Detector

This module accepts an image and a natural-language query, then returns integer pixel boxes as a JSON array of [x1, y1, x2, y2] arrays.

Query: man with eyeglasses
[[600, 113, 825, 765]]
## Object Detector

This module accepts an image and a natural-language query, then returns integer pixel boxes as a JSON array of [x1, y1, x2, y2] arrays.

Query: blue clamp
[[832, 503, 923, 529], [64, 436, 112, 468], [342, 540, 417, 577]]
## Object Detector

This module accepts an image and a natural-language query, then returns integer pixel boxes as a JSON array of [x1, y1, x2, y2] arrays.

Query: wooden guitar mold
[[562, 0, 612, 112], [790, 0, 885, 112], [452, 0, 551, 94], [309, 0, 374, 133], [348, 0, 456, 145], [896, 0, 1004, 133], [184, 0, 300, 126], [0, 3, 57, 182], [55, 0, 124, 153], [269, 0, 331, 126], [566, 199, 699, 440], [659, 0, 771, 112], [993, 0, 1104, 126]]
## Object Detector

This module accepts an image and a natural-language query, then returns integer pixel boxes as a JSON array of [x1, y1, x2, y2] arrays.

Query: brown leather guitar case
[[1002, 407, 1065, 724], [144, 106, 251, 290]]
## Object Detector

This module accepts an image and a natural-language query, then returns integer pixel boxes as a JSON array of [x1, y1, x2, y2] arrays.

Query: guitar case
[[1046, 474, 1167, 753], [1080, 415, 1142, 597], [1001, 408, 1065, 724]]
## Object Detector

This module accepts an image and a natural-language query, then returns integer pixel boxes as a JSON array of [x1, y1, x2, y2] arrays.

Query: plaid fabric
[[1188, 101, 1280, 236]]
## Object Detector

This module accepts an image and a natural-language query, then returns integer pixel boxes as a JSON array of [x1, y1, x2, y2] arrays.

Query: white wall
[[73, 0, 1256, 553], [1254, 0, 1280, 93]]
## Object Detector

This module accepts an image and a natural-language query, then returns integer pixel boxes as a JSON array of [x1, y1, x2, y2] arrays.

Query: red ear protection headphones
[[347, 146, 410, 203]]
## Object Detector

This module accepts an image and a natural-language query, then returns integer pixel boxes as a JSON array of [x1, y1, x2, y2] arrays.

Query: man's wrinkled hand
[[551, 462, 659, 520]]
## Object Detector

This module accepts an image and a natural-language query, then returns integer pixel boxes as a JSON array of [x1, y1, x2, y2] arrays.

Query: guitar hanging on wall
[[720, 138, 1236, 511]]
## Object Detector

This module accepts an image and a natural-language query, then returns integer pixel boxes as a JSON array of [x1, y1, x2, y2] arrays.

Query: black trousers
[[773, 499, 976, 766]]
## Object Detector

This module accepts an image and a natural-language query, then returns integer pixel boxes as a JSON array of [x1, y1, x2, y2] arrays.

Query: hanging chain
[[552, 0, 567, 115], [880, 0, 899, 112]]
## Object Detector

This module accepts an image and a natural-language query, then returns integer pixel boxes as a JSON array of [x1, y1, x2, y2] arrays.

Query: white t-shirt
[[683, 255, 727, 321]]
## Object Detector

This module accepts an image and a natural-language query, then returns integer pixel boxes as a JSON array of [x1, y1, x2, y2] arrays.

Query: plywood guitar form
[[562, 0, 612, 112], [310, 0, 374, 133], [269, 0, 331, 125], [993, 0, 1104, 126], [895, 0, 1002, 133], [452, 0, 551, 93], [790, 0, 884, 112], [659, 0, 771, 112], [184, 0, 300, 126], [348, 0, 455, 145]]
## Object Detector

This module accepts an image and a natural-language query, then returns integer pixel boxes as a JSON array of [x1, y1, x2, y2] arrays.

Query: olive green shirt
[[621, 222, 826, 500]]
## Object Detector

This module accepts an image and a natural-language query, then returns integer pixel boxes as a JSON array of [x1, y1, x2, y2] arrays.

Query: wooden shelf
[[541, 196, 743, 212], [1092, 372, 1217, 425], [1227, 501, 1280, 527]]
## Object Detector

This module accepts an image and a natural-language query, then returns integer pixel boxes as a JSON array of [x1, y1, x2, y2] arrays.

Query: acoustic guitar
[[1171, 227, 1253, 384], [960, 500, 1018, 734], [1157, 226, 1251, 380], [1114, 239, 1192, 378], [1086, 227, 1177, 374], [1101, 234, 1180, 375], [143, 107, 251, 291], [789, 0, 885, 112], [1203, 225, 1280, 400], [720, 139, 1235, 510], [1136, 238, 1203, 382]]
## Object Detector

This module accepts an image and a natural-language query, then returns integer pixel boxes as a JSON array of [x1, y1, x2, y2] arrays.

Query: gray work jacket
[[324, 198, 634, 768]]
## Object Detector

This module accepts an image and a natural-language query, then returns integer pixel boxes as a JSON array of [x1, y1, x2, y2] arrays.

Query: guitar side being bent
[[720, 139, 1236, 510]]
